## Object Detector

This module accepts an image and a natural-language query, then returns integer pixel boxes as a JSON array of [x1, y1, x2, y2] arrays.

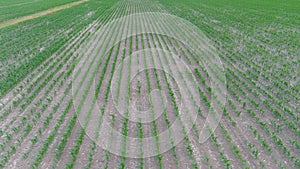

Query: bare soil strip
[[0, 0, 88, 29]]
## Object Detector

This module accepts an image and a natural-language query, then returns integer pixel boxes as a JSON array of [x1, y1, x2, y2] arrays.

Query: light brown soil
[[0, 0, 89, 29]]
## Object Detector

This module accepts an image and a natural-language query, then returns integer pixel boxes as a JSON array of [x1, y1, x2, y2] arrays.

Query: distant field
[[0, 0, 79, 22], [0, 0, 299, 168]]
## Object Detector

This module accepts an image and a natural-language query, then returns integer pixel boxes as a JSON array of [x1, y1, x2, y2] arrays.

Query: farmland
[[0, 0, 299, 168]]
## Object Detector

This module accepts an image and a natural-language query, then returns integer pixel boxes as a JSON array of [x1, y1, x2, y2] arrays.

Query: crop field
[[0, 0, 299, 168]]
